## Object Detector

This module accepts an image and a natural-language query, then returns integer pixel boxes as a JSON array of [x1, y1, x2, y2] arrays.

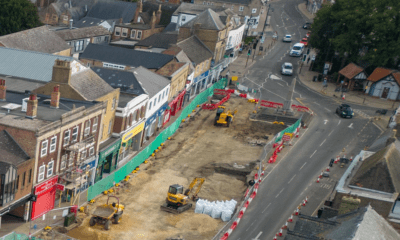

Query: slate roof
[[69, 69, 115, 101], [181, 8, 226, 31], [86, 1, 137, 23], [0, 130, 30, 166], [91, 67, 146, 96], [55, 26, 110, 40], [367, 67, 400, 85], [0, 26, 70, 54], [50, 0, 97, 22], [142, 2, 179, 26], [131, 66, 170, 98], [0, 48, 73, 82], [349, 143, 400, 193], [161, 46, 195, 74], [163, 22, 178, 33], [80, 44, 174, 69], [134, 33, 177, 49], [339, 63, 365, 80], [176, 36, 213, 64], [73, 17, 114, 29], [172, 2, 226, 16]]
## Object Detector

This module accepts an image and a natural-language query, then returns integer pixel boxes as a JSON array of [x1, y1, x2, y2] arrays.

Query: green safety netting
[[275, 118, 302, 143], [87, 79, 227, 201], [0, 232, 42, 240]]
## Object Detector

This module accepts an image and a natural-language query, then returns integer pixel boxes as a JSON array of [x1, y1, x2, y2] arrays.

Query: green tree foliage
[[0, 0, 42, 36], [309, 0, 400, 70]]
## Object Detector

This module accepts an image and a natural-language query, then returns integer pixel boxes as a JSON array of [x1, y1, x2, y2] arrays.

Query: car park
[[300, 38, 308, 47], [336, 104, 354, 118], [283, 34, 292, 42], [281, 62, 293, 76], [290, 43, 305, 57]]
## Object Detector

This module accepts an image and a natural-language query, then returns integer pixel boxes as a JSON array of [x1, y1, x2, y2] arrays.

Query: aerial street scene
[[1, 0, 400, 239]]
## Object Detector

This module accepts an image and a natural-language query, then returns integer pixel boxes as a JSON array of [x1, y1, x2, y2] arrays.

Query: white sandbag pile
[[195, 199, 237, 222]]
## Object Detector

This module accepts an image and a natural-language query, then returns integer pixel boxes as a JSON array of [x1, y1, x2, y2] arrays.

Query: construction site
[[59, 95, 285, 240]]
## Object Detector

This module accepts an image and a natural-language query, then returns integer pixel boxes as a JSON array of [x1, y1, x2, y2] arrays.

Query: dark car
[[303, 23, 311, 29], [336, 104, 354, 118]]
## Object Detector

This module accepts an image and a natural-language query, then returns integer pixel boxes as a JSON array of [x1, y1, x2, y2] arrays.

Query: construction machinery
[[161, 177, 205, 214], [89, 196, 124, 230], [214, 106, 238, 127]]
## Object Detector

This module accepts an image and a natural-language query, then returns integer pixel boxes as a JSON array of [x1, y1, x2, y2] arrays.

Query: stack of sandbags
[[195, 199, 237, 222]]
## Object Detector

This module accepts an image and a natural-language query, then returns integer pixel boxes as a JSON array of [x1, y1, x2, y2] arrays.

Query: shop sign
[[34, 176, 58, 195], [122, 122, 145, 143], [98, 139, 121, 165], [193, 70, 209, 83], [55, 184, 65, 191]]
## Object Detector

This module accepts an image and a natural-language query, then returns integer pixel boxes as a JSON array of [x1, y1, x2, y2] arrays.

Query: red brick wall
[[0, 126, 36, 157], [37, 132, 61, 183], [15, 159, 34, 200]]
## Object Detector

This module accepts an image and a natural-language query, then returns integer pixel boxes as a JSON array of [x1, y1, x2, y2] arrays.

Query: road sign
[[282, 135, 291, 142]]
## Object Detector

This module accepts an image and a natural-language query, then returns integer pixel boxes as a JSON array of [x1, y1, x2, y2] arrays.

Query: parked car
[[336, 104, 354, 118], [300, 37, 308, 47], [303, 23, 311, 29], [290, 43, 305, 57], [283, 34, 292, 42], [281, 62, 293, 76], [306, 31, 311, 38]]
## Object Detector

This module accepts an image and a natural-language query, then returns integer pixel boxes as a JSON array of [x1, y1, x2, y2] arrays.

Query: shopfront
[[144, 103, 168, 141], [95, 139, 121, 183], [118, 122, 145, 167], [78, 156, 97, 189], [190, 70, 209, 98], [31, 176, 58, 220], [163, 89, 186, 125]]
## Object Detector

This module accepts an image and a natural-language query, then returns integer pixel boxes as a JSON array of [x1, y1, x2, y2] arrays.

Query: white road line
[[275, 188, 284, 198], [338, 120, 341, 125], [320, 139, 327, 146], [262, 203, 271, 213], [288, 174, 296, 184], [324, 107, 330, 112], [328, 130, 334, 136], [314, 102, 320, 106], [300, 162, 307, 170], [254, 231, 263, 240], [310, 150, 317, 158], [277, 82, 284, 87], [348, 123, 353, 128]]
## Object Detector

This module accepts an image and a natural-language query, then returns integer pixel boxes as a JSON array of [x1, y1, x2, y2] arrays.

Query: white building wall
[[372, 81, 399, 100], [145, 85, 170, 119], [226, 24, 245, 50], [171, 14, 198, 28]]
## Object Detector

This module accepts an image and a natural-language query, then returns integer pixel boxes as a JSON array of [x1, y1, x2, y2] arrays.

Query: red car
[[300, 37, 308, 46]]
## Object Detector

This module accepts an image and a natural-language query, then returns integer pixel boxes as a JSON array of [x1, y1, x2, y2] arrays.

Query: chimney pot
[[51, 85, 61, 109], [26, 94, 38, 119], [69, 19, 73, 29], [0, 79, 6, 101]]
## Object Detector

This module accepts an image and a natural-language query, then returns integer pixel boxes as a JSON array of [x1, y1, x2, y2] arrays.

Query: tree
[[309, 0, 400, 70], [0, 0, 42, 36]]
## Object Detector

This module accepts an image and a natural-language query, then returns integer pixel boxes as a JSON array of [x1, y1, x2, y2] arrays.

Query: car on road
[[336, 104, 354, 118], [290, 43, 305, 57], [282, 34, 292, 42], [303, 22, 311, 29], [300, 38, 308, 46], [281, 62, 293, 76]]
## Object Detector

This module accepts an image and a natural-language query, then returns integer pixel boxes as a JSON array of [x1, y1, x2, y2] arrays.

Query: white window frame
[[81, 150, 87, 160], [122, 28, 128, 37], [239, 6, 244, 11], [158, 94, 161, 103], [131, 30, 136, 39], [149, 101, 152, 110], [38, 165, 45, 182], [89, 147, 95, 156], [137, 30, 142, 40], [115, 27, 121, 36], [72, 126, 79, 142], [84, 120, 91, 136], [50, 136, 57, 153], [64, 130, 70, 146], [252, 8, 257, 14], [47, 161, 54, 177], [103, 62, 125, 70], [41, 140, 48, 157], [92, 118, 98, 133]]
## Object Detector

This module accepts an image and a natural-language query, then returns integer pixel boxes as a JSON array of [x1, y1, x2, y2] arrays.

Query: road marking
[[310, 150, 317, 158], [324, 120, 328, 125], [277, 82, 284, 87], [324, 107, 330, 111], [275, 188, 284, 198], [328, 130, 334, 136], [314, 102, 320, 106], [348, 123, 353, 129], [320, 139, 327, 146], [253, 231, 263, 240], [262, 203, 271, 213], [338, 120, 341, 125], [300, 162, 307, 170], [288, 174, 296, 184]]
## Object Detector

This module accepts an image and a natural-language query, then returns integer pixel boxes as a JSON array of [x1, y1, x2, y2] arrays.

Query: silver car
[[283, 34, 292, 42], [281, 62, 293, 75]]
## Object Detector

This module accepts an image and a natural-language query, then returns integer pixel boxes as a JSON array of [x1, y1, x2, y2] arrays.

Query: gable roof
[[80, 44, 174, 69], [131, 66, 170, 98], [181, 8, 226, 31], [54, 26, 110, 41], [367, 67, 400, 85], [91, 67, 146, 96], [86, 1, 137, 23], [338, 63, 365, 80], [0, 130, 30, 166], [176, 36, 213, 64], [0, 48, 73, 82], [349, 143, 400, 193], [135, 33, 177, 49], [0, 26, 70, 54], [73, 17, 114, 29], [173, 2, 226, 16], [50, 0, 96, 22]]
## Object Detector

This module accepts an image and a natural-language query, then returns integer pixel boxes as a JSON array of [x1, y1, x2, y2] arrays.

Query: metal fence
[[87, 78, 228, 201]]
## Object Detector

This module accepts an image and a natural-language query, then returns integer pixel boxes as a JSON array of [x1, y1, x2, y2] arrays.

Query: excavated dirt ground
[[67, 97, 283, 240]]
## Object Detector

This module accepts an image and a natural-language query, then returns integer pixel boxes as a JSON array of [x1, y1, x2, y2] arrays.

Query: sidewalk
[[298, 2, 315, 20]]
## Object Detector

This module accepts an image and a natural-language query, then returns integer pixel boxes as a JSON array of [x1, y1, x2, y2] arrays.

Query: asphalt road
[[228, 0, 382, 239]]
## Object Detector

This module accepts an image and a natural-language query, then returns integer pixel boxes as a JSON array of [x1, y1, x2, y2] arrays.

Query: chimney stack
[[69, 19, 73, 29], [26, 94, 38, 119], [119, 18, 123, 24], [156, 4, 162, 25], [51, 85, 60, 109], [150, 11, 156, 31], [133, 0, 143, 23], [0, 79, 6, 101], [52, 60, 72, 84]]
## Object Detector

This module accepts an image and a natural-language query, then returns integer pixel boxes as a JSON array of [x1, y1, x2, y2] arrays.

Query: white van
[[290, 43, 305, 57]]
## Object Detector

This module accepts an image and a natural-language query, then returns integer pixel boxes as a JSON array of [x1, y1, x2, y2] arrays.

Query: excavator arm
[[184, 178, 205, 197]]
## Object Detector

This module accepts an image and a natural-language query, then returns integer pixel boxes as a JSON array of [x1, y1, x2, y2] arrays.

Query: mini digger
[[89, 196, 124, 230], [161, 177, 205, 214], [214, 106, 238, 127]]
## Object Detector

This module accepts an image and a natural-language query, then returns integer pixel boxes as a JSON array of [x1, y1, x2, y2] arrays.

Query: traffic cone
[[258, 178, 262, 183], [294, 209, 299, 215], [317, 177, 320, 183], [261, 171, 265, 176], [326, 167, 330, 172], [278, 229, 283, 237], [342, 94, 345, 100], [296, 131, 299, 138], [350, 155, 353, 161], [273, 237, 277, 240], [302, 200, 306, 206], [288, 215, 293, 222], [282, 223, 288, 230], [335, 155, 339, 164], [319, 172, 323, 178], [305, 196, 308, 203]]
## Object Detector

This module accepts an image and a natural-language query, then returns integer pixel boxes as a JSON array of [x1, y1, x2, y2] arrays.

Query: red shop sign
[[55, 183, 65, 191], [34, 175, 58, 195]]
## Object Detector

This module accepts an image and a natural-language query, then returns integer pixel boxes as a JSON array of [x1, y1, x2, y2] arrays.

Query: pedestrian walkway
[[298, 3, 315, 20]]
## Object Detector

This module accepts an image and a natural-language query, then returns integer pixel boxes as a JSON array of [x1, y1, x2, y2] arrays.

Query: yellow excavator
[[214, 106, 238, 127], [160, 177, 205, 214]]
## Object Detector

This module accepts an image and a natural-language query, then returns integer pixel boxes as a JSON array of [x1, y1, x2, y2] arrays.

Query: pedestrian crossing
[[353, 109, 371, 118]]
